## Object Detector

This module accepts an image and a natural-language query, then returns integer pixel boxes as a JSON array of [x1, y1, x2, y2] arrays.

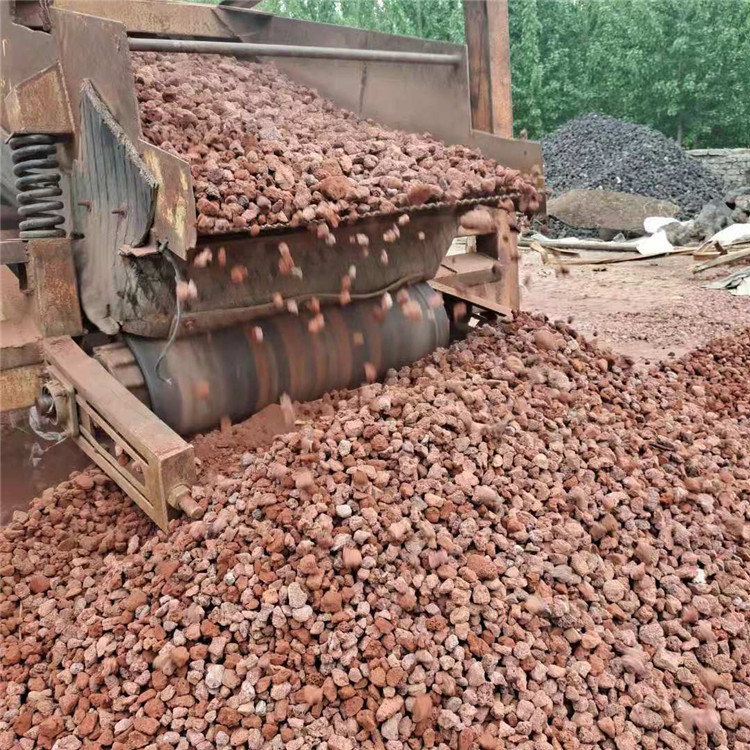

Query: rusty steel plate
[[0, 2, 57, 111], [140, 142, 197, 259], [18, 0, 238, 39], [0, 362, 45, 411], [27, 238, 83, 338], [52, 7, 142, 144], [2, 62, 73, 134]]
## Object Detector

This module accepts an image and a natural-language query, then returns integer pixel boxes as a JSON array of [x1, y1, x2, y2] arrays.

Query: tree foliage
[[250, 0, 749, 147], [258, 0, 465, 41]]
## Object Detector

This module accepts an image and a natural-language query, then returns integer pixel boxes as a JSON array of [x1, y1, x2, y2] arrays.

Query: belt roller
[[122, 283, 448, 435]]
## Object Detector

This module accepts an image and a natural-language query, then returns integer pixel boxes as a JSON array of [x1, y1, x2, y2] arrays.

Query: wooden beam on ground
[[693, 244, 750, 273], [561, 247, 695, 267], [519, 237, 636, 252], [463, 0, 513, 136]]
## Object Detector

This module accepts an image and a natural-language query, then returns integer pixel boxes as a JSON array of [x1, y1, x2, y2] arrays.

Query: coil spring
[[9, 134, 65, 239]]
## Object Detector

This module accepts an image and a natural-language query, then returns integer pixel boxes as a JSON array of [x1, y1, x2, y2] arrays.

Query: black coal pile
[[542, 114, 724, 220]]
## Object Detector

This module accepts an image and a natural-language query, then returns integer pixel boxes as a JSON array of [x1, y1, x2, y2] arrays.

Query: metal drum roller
[[118, 283, 448, 435]]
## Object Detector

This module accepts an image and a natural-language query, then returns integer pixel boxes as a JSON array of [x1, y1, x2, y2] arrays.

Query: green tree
[[509, 0, 544, 138], [251, 0, 750, 147]]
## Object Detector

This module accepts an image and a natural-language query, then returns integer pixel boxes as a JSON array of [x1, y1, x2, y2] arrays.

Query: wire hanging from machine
[[154, 248, 185, 385]]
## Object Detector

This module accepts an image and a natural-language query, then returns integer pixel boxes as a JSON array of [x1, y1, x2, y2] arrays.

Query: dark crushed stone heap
[[542, 114, 724, 221]]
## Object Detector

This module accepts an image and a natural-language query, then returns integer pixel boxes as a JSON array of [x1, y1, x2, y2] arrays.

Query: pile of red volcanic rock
[[132, 53, 541, 235], [2, 317, 750, 750]]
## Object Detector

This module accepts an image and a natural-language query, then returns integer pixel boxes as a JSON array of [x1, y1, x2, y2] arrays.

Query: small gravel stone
[[287, 581, 307, 608]]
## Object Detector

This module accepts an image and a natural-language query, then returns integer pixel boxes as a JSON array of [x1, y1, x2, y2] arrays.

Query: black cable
[[154, 249, 184, 385]]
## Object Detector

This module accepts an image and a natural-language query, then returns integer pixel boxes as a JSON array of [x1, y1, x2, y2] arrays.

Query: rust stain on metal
[[0, 2, 57, 93], [141, 142, 197, 259], [0, 266, 44, 370], [2, 62, 72, 134], [27, 239, 83, 338], [50, 0, 237, 38], [0, 363, 45, 411], [52, 8, 142, 143]]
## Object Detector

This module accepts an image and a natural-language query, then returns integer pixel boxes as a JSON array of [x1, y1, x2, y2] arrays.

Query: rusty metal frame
[[0, 239, 28, 264], [429, 279, 512, 321], [432, 208, 520, 315], [12, 0, 239, 39], [0, 363, 45, 411], [43, 336, 197, 530], [2, 62, 73, 135], [119, 208, 459, 338], [27, 239, 83, 338], [1, 0, 525, 527]]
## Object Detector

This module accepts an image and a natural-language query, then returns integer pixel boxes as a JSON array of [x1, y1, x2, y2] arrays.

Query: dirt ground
[[520, 248, 749, 364]]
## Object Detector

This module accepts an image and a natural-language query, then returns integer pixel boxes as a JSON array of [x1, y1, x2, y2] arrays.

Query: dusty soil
[[0, 420, 88, 525], [133, 53, 540, 235], [194, 404, 301, 467], [521, 250, 750, 363]]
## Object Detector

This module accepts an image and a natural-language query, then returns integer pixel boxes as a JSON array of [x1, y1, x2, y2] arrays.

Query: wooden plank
[[528, 241, 579, 258], [519, 237, 636, 252], [693, 245, 750, 273], [463, 0, 512, 136], [562, 247, 695, 267], [430, 278, 512, 319]]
